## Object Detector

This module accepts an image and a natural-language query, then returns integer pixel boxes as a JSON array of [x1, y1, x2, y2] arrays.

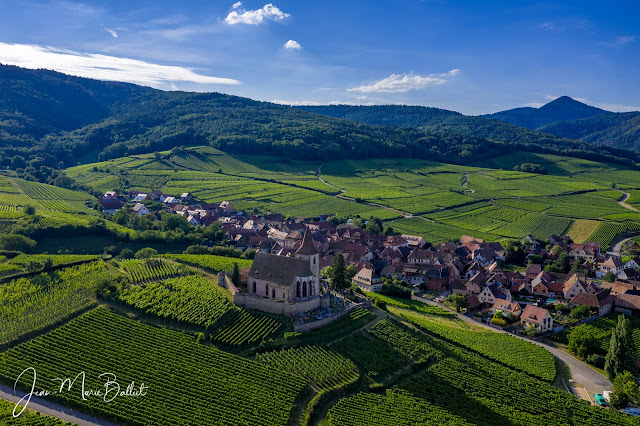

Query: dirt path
[[462, 174, 476, 193], [316, 163, 345, 193], [411, 295, 612, 400], [618, 191, 639, 212]]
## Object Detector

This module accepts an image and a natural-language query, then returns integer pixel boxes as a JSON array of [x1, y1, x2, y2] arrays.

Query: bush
[[490, 318, 506, 327], [284, 332, 302, 340], [586, 353, 606, 369], [0, 234, 37, 253], [135, 247, 158, 259], [119, 248, 135, 259]]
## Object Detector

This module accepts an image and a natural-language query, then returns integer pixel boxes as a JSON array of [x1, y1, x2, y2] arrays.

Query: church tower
[[295, 228, 320, 284]]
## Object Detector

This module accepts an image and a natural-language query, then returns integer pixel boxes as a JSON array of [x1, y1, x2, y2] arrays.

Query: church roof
[[295, 228, 319, 256], [248, 252, 313, 286]]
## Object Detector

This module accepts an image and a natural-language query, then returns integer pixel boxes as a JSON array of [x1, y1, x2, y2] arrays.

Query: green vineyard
[[118, 275, 233, 329], [256, 346, 359, 390], [0, 308, 307, 425], [0, 262, 108, 345], [391, 307, 556, 381], [211, 309, 285, 346], [118, 258, 183, 283], [164, 254, 253, 272]]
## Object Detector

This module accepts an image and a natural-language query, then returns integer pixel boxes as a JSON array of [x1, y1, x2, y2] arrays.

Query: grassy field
[[65, 146, 640, 247]]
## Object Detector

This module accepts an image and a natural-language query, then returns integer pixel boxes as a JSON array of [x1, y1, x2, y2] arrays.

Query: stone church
[[239, 229, 325, 315]]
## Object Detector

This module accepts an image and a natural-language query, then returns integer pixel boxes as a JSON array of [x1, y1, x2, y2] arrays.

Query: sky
[[0, 0, 638, 115]]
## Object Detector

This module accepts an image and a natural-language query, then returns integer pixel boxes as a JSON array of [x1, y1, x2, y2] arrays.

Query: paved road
[[0, 384, 119, 426], [411, 295, 612, 398]]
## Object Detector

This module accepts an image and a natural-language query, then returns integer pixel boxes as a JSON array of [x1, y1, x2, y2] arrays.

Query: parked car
[[595, 394, 607, 407]]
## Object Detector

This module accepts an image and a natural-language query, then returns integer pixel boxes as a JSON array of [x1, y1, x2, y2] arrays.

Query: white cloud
[[524, 102, 545, 108], [58, 1, 99, 16], [600, 36, 636, 48], [594, 103, 640, 113], [284, 40, 302, 50], [347, 69, 460, 93], [225, 3, 290, 25], [104, 28, 118, 38], [0, 42, 241, 89], [232, 2, 243, 9], [540, 22, 566, 31]]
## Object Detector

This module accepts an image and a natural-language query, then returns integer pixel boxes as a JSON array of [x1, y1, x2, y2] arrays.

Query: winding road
[[411, 295, 612, 400], [618, 191, 639, 213]]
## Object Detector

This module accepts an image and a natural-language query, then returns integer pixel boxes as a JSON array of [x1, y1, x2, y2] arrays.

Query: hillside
[[65, 146, 640, 248], [484, 96, 607, 129], [539, 111, 640, 151], [2, 65, 640, 179], [296, 104, 640, 166]]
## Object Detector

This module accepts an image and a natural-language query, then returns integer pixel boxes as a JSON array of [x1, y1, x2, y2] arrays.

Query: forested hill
[[484, 96, 607, 129], [1, 64, 640, 185], [296, 104, 640, 165], [484, 96, 640, 151]]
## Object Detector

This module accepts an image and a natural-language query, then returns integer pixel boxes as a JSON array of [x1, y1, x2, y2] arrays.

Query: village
[[98, 188, 640, 339]]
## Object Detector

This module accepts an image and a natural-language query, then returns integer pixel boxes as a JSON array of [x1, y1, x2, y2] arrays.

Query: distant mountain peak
[[540, 96, 605, 114]]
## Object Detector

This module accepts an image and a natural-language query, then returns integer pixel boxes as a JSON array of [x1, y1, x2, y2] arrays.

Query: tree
[[505, 240, 526, 265], [53, 174, 73, 189], [446, 293, 469, 313], [605, 315, 638, 380], [603, 271, 617, 282], [568, 326, 601, 358], [23, 205, 36, 215], [345, 264, 358, 280], [231, 263, 241, 286], [0, 234, 37, 253], [135, 247, 158, 259], [329, 254, 347, 291], [119, 248, 135, 259], [611, 371, 640, 409]]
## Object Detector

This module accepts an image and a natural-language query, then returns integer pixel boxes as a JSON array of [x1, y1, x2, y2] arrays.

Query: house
[[103, 191, 119, 200], [464, 272, 485, 295], [132, 203, 150, 216], [352, 267, 383, 292], [464, 262, 484, 280], [625, 257, 640, 270], [613, 293, 640, 316], [186, 215, 199, 226], [467, 295, 482, 311], [401, 234, 425, 249], [181, 192, 192, 202], [133, 193, 148, 202], [563, 274, 587, 300], [521, 305, 553, 332], [219, 201, 235, 212], [163, 196, 177, 204], [597, 257, 625, 278], [491, 299, 522, 318], [478, 284, 511, 305], [99, 199, 123, 214], [384, 235, 409, 250], [525, 263, 542, 281], [569, 242, 600, 261], [570, 290, 613, 317]]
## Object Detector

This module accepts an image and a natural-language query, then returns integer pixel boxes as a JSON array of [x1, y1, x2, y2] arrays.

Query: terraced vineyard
[[0, 308, 307, 425], [326, 318, 633, 426], [118, 258, 183, 283], [391, 307, 556, 381], [118, 275, 234, 329], [587, 221, 640, 248], [326, 390, 472, 426], [0, 262, 109, 345], [164, 254, 253, 272], [210, 309, 285, 346], [256, 346, 359, 390], [9, 254, 102, 268], [65, 147, 640, 244], [332, 331, 408, 377]]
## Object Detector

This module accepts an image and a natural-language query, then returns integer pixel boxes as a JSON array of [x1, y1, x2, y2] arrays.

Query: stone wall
[[233, 292, 325, 316]]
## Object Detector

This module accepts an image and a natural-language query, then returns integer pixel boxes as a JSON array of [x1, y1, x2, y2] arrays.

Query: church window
[[303, 281, 307, 298], [297, 281, 301, 297], [272, 288, 275, 299], [252, 282, 256, 293]]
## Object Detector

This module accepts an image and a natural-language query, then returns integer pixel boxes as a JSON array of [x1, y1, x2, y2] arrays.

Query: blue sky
[[0, 0, 638, 114]]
